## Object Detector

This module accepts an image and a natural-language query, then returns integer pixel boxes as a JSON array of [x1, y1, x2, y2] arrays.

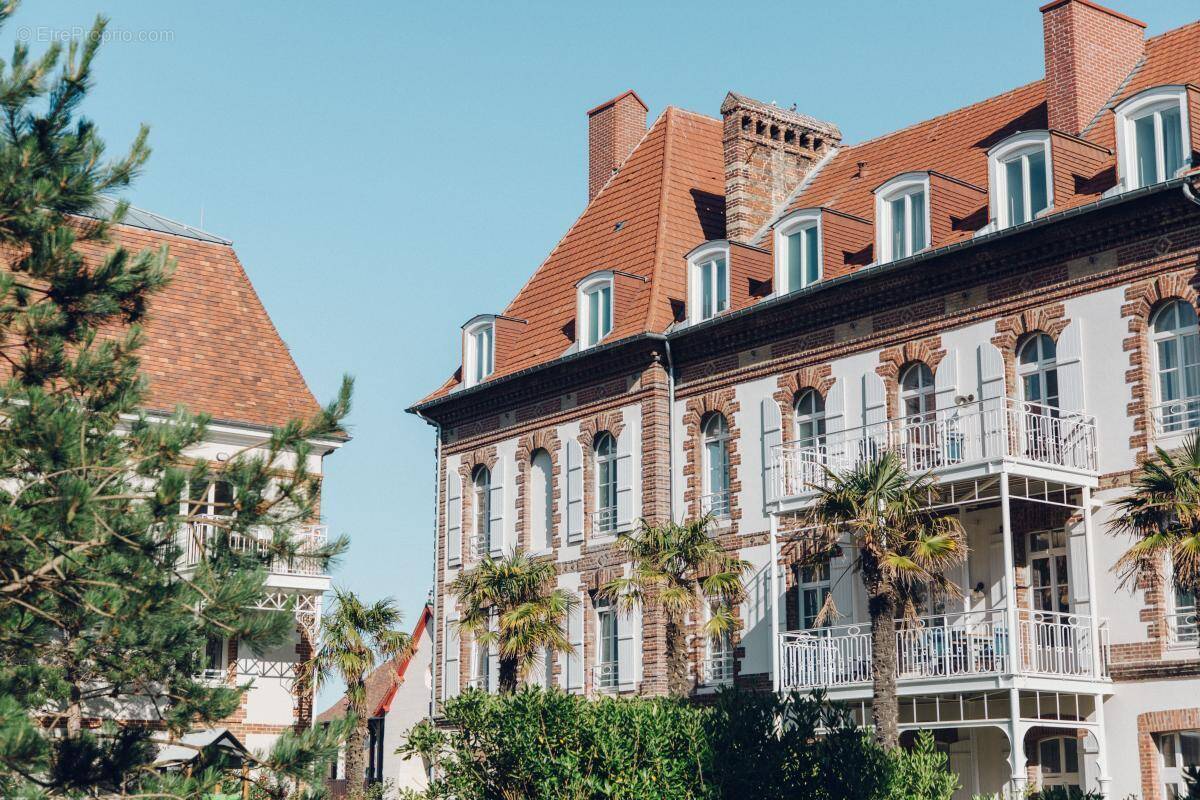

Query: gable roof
[[78, 203, 324, 430], [316, 604, 434, 724], [418, 106, 724, 403]]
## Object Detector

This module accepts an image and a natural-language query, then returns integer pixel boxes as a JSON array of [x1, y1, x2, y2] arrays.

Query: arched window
[[702, 414, 730, 518], [1152, 300, 1200, 433], [900, 363, 935, 419], [1018, 334, 1059, 410], [794, 389, 826, 449], [594, 433, 618, 534], [529, 449, 553, 551], [1037, 735, 1080, 788], [472, 466, 492, 557]]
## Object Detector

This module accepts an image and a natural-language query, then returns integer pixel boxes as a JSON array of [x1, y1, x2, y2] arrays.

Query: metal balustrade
[[700, 490, 731, 518], [702, 651, 735, 685], [592, 661, 620, 692], [178, 518, 328, 577], [774, 398, 1097, 501], [1151, 399, 1200, 436], [592, 506, 619, 536], [1171, 605, 1198, 643], [779, 608, 1105, 691]]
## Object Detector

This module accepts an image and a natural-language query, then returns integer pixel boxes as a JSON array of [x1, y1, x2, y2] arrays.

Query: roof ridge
[[667, 105, 721, 125], [844, 78, 1045, 151], [1146, 16, 1200, 43], [644, 106, 676, 332]]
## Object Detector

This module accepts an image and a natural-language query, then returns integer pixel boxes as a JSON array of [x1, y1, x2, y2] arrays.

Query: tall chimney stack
[[1041, 0, 1145, 135], [720, 93, 842, 243], [587, 90, 648, 202]]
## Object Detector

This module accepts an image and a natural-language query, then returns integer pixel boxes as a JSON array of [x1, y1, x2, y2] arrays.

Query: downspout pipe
[[662, 339, 676, 524], [412, 408, 442, 722]]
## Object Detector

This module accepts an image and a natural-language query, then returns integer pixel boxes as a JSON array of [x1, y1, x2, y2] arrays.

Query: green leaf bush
[[399, 687, 958, 800]]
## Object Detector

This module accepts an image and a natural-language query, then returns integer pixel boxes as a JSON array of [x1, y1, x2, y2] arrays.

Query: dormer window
[[462, 316, 495, 388], [774, 210, 821, 294], [1115, 86, 1190, 190], [577, 272, 614, 349], [875, 174, 929, 262], [686, 241, 729, 323], [988, 131, 1051, 229]]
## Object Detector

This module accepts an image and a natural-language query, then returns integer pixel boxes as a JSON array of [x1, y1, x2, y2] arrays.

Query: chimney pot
[[587, 90, 648, 202]]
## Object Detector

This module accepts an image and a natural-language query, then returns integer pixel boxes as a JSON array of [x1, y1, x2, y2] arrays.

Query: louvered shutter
[[445, 470, 462, 568], [488, 458, 505, 557], [824, 381, 845, 433], [761, 397, 783, 505], [617, 603, 638, 691], [862, 372, 888, 460], [615, 426, 633, 530], [977, 343, 1007, 460], [566, 440, 584, 544], [443, 613, 460, 700], [830, 541, 855, 625], [1057, 320, 1086, 414], [562, 596, 584, 692], [934, 349, 959, 417]]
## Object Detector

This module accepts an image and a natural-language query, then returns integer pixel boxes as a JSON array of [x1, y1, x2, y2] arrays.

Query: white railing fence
[[779, 609, 1105, 690], [702, 651, 735, 685], [1171, 605, 1198, 643], [700, 490, 731, 518], [592, 506, 619, 536], [775, 398, 1097, 499], [1151, 399, 1200, 436], [593, 661, 620, 692], [178, 518, 328, 577]]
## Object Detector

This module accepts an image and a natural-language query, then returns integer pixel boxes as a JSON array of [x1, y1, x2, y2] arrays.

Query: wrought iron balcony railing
[[177, 518, 328, 578]]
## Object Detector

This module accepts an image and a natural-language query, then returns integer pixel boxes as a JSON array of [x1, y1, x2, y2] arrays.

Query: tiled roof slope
[[80, 217, 323, 429], [419, 107, 724, 403], [770, 19, 1200, 246]]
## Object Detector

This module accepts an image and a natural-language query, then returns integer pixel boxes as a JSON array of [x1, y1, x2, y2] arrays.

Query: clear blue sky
[[6, 0, 1194, 708]]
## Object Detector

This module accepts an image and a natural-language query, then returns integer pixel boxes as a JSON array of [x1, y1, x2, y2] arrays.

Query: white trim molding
[[773, 209, 822, 295], [987, 130, 1053, 231], [576, 270, 615, 350], [873, 172, 931, 264], [462, 314, 496, 388], [1113, 85, 1191, 192], [685, 240, 731, 325]]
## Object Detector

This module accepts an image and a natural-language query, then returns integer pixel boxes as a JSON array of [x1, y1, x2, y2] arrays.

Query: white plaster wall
[[1104, 680, 1200, 799], [240, 633, 300, 728], [738, 543, 778, 677], [382, 632, 433, 792]]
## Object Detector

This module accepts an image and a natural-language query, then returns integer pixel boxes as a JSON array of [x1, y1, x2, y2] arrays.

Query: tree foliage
[[398, 687, 957, 800], [0, 4, 351, 795]]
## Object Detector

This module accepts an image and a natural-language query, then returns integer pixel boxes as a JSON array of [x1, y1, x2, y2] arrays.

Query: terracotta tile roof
[[316, 605, 433, 724], [80, 217, 324, 429], [418, 107, 723, 403]]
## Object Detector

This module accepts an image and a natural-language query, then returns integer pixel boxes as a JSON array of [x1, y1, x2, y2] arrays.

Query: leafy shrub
[[1028, 788, 1104, 800], [400, 687, 958, 800]]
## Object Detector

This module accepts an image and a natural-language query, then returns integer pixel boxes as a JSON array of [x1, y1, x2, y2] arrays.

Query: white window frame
[[797, 559, 831, 630], [594, 596, 619, 692], [593, 432, 618, 536], [471, 465, 491, 559], [874, 173, 931, 263], [773, 209, 822, 294], [1114, 85, 1191, 191], [702, 597, 734, 686], [988, 131, 1053, 229], [529, 448, 554, 554], [701, 413, 730, 519], [1168, 558, 1198, 646], [462, 315, 496, 388], [1150, 299, 1200, 436], [1017, 333, 1060, 412], [686, 240, 730, 324], [577, 271, 614, 350]]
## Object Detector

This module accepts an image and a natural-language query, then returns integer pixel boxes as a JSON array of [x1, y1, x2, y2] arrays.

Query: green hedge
[[399, 687, 957, 800]]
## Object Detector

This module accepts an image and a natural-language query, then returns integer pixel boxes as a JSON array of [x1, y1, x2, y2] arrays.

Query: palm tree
[[450, 550, 577, 693], [307, 589, 412, 800], [1109, 432, 1200, 654], [806, 451, 967, 750], [600, 516, 749, 697]]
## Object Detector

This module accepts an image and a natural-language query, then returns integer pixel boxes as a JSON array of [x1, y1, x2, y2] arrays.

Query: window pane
[[1135, 113, 1159, 186], [804, 227, 820, 285], [1006, 157, 1026, 223], [1162, 105, 1184, 180], [1028, 149, 1048, 217], [1023, 374, 1042, 403], [1064, 737, 1079, 773], [715, 258, 728, 313], [1045, 368, 1059, 407], [600, 286, 612, 337], [701, 262, 714, 319], [1182, 731, 1200, 767], [909, 191, 926, 252], [1040, 739, 1062, 774], [787, 232, 803, 291], [890, 197, 906, 257], [588, 289, 600, 345]]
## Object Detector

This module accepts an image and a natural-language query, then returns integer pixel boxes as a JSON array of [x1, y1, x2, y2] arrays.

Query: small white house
[[318, 604, 433, 797]]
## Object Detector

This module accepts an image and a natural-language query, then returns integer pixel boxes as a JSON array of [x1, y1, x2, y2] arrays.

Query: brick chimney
[[1041, 0, 1145, 135], [720, 93, 842, 243], [587, 90, 648, 201]]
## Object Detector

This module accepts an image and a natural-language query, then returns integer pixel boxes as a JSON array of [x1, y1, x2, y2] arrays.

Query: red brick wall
[[1138, 707, 1200, 800], [588, 91, 647, 201]]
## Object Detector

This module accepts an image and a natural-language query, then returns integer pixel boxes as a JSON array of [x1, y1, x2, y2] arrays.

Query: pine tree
[[0, 6, 352, 796]]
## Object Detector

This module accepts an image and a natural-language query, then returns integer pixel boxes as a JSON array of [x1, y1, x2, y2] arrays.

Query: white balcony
[[177, 518, 329, 583], [773, 398, 1097, 509], [779, 608, 1108, 693]]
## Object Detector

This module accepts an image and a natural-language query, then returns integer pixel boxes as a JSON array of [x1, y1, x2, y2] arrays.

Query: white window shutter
[[443, 614, 460, 700], [824, 381, 845, 434], [830, 542, 855, 626], [934, 349, 959, 417], [446, 470, 462, 568], [488, 458, 505, 557], [761, 397, 783, 505], [615, 426, 633, 529], [617, 603, 639, 691], [862, 373, 887, 426], [1056, 320, 1086, 413], [486, 615, 499, 693], [977, 343, 1007, 460], [566, 440, 584, 544], [562, 596, 584, 692]]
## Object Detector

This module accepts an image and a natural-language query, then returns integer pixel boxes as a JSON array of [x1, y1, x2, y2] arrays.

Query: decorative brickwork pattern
[[457, 446, 499, 565], [1121, 272, 1200, 456], [681, 390, 741, 523], [515, 429, 561, 551], [578, 411, 625, 542], [992, 303, 1071, 399], [876, 336, 947, 418], [774, 365, 835, 441]]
